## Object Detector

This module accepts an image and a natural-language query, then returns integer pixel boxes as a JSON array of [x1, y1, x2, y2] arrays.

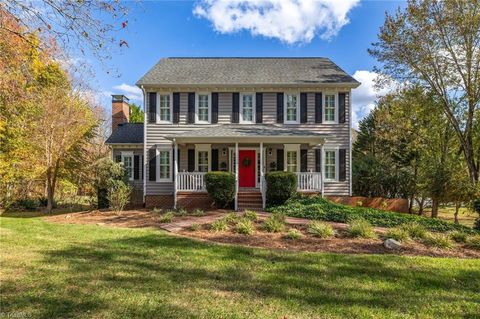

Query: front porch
[[165, 125, 328, 211]]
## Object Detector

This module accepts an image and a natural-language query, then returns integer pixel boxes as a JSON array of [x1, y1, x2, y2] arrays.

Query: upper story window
[[324, 93, 337, 123], [196, 93, 211, 123], [158, 93, 172, 123], [285, 93, 299, 124], [240, 93, 255, 123], [121, 151, 133, 181], [324, 149, 337, 181]]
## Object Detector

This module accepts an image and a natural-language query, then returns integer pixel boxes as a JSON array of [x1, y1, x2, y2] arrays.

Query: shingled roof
[[136, 57, 359, 87], [105, 123, 143, 144]]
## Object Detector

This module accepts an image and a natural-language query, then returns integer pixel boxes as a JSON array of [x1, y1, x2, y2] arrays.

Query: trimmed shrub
[[243, 210, 258, 221], [347, 218, 376, 239], [449, 231, 468, 243], [158, 212, 175, 223], [13, 198, 39, 210], [267, 195, 475, 234], [284, 229, 303, 240], [466, 235, 480, 250], [235, 219, 254, 235], [188, 223, 200, 231], [307, 221, 335, 238], [422, 233, 453, 249], [401, 223, 427, 239], [263, 215, 285, 233], [211, 219, 229, 232], [385, 227, 410, 242], [205, 172, 235, 208], [265, 171, 297, 206]]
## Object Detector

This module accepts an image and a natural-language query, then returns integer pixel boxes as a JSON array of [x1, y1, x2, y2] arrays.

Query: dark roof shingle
[[105, 123, 143, 144], [137, 57, 359, 86]]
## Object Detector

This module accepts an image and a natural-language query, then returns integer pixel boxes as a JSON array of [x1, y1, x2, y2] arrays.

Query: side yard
[[1, 216, 480, 318]]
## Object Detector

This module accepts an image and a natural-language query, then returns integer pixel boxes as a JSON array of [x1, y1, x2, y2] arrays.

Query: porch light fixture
[[222, 148, 227, 156], [268, 148, 272, 156]]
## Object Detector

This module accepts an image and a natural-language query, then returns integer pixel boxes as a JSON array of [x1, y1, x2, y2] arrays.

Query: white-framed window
[[195, 144, 211, 172], [156, 148, 171, 181], [324, 93, 337, 123], [121, 151, 133, 181], [158, 93, 172, 123], [284, 93, 300, 124], [284, 144, 300, 172], [240, 93, 255, 123], [196, 93, 211, 124], [324, 149, 338, 181]]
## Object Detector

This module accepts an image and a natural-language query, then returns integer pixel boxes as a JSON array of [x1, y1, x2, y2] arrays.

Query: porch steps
[[237, 190, 263, 211]]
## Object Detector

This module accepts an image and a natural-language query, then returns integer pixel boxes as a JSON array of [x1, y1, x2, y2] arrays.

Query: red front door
[[239, 150, 256, 187]]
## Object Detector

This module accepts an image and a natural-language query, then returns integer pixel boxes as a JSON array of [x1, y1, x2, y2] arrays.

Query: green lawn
[[1, 216, 479, 319]]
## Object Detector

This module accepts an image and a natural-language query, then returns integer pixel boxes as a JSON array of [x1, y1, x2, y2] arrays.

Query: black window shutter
[[300, 149, 308, 172], [315, 149, 321, 172], [211, 149, 219, 171], [173, 93, 180, 124], [276, 93, 284, 123], [148, 149, 156, 181], [187, 149, 195, 172], [300, 93, 307, 123], [315, 93, 322, 123], [211, 93, 219, 124], [232, 93, 239, 123], [339, 149, 347, 181], [177, 149, 180, 172], [115, 155, 121, 163], [255, 93, 263, 123], [276, 149, 284, 171], [187, 92, 195, 124], [339, 93, 346, 123], [141, 155, 144, 180], [148, 92, 157, 123], [134, 155, 140, 180]]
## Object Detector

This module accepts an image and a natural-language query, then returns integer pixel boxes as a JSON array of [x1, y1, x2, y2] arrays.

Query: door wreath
[[242, 157, 252, 167]]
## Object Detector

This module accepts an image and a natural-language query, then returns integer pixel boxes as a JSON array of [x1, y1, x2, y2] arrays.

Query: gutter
[[141, 85, 147, 206]]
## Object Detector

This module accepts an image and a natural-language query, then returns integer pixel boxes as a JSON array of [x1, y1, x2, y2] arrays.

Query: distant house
[[106, 57, 360, 210]]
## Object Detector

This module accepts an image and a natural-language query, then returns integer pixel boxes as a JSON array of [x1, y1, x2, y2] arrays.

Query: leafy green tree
[[370, 0, 480, 185], [129, 103, 144, 123]]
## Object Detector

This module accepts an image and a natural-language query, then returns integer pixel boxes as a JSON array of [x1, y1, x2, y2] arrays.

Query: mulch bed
[[43, 209, 480, 259]]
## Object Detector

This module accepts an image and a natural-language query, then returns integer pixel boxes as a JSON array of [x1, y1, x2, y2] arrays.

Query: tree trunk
[[431, 198, 439, 218], [46, 167, 54, 213], [454, 202, 460, 224], [415, 198, 425, 216], [408, 196, 414, 214]]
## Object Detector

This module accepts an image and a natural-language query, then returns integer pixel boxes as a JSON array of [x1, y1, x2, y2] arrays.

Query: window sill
[[157, 179, 172, 183], [156, 121, 173, 125], [323, 121, 338, 124], [284, 121, 300, 125]]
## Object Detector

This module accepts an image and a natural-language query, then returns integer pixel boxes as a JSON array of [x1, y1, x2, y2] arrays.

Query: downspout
[[349, 91, 353, 196], [141, 85, 147, 206]]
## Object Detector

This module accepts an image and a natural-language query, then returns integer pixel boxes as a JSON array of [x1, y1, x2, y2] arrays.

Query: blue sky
[[92, 0, 405, 127]]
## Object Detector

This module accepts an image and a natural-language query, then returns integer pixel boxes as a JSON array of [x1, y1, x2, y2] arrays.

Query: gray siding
[[146, 89, 351, 196]]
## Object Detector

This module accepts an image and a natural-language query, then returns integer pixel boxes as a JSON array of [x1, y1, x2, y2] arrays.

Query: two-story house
[[106, 57, 360, 211]]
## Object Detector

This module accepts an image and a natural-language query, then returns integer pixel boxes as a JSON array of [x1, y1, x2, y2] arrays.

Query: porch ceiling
[[166, 124, 328, 145]]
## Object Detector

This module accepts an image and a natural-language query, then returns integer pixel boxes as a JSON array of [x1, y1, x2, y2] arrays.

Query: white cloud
[[193, 0, 360, 44], [351, 70, 390, 129], [112, 83, 143, 102]]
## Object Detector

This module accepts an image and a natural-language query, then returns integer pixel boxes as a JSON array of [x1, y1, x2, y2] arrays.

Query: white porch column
[[234, 142, 239, 211], [173, 139, 178, 209], [260, 142, 265, 209], [320, 144, 325, 197]]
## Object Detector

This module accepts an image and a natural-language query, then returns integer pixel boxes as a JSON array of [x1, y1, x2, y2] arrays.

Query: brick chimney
[[112, 95, 130, 132]]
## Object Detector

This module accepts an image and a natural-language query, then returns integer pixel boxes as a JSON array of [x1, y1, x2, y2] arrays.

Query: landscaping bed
[[267, 195, 477, 233]]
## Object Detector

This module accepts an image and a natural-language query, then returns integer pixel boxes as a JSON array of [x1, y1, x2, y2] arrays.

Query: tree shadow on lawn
[[3, 233, 480, 318]]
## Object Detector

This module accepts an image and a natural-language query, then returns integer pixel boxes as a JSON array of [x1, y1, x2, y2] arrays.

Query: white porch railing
[[177, 172, 206, 191], [296, 172, 322, 191]]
